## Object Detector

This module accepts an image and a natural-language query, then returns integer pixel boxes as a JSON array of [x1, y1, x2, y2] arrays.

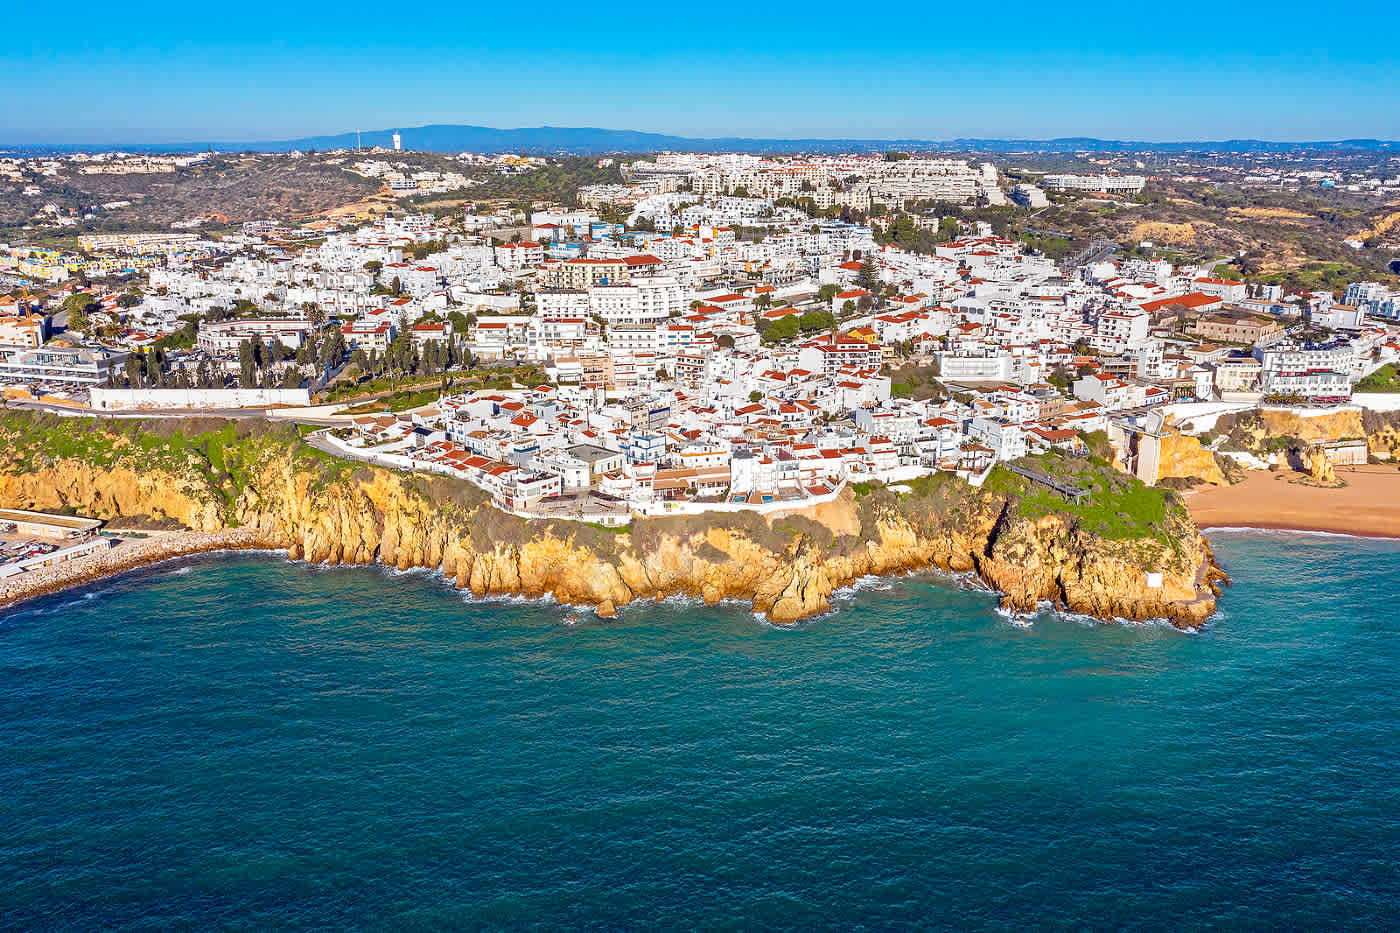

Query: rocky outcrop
[[1156, 432, 1228, 486], [0, 420, 1222, 628], [1306, 447, 1342, 485], [1361, 410, 1400, 460]]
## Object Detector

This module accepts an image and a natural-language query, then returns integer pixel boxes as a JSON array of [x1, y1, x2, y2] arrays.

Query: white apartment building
[[1093, 309, 1150, 353], [341, 319, 394, 353], [589, 277, 686, 325], [537, 288, 590, 320], [1345, 282, 1398, 319], [1254, 341, 1353, 399], [936, 352, 1016, 382], [968, 417, 1028, 461], [608, 324, 664, 357], [1073, 373, 1137, 409], [494, 241, 545, 271], [1043, 174, 1147, 194], [1192, 277, 1247, 304], [1010, 184, 1049, 208]]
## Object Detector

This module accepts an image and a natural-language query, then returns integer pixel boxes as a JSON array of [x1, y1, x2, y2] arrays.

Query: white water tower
[[392, 132, 402, 152]]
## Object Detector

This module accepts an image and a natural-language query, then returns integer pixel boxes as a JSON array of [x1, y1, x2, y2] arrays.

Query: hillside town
[[3, 151, 1400, 522]]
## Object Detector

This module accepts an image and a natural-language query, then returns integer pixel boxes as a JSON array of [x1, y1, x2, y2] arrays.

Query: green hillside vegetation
[[1355, 363, 1400, 393], [982, 457, 1176, 541]]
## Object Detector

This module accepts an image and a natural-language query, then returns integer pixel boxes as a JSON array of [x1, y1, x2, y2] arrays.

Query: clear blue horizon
[[7, 0, 1398, 144]]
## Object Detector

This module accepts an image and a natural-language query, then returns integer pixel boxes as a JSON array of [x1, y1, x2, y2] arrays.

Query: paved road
[[305, 432, 388, 463]]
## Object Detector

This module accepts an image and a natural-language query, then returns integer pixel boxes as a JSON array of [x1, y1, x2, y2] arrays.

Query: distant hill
[[7, 124, 1400, 156]]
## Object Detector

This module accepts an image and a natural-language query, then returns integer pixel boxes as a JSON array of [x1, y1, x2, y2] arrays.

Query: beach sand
[[1187, 464, 1400, 539]]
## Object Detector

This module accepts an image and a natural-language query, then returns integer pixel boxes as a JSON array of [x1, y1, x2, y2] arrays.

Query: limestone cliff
[[1218, 407, 1400, 460], [1156, 432, 1228, 486], [0, 415, 1222, 627]]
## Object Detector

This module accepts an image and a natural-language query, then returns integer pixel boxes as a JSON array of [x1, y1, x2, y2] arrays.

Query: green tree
[[62, 292, 97, 331], [856, 255, 879, 291], [238, 339, 257, 388], [319, 328, 345, 373], [749, 390, 763, 403], [301, 301, 326, 329], [447, 310, 475, 335], [761, 315, 801, 344]]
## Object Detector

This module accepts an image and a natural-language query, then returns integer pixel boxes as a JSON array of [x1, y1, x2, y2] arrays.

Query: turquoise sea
[[2, 531, 1399, 929]]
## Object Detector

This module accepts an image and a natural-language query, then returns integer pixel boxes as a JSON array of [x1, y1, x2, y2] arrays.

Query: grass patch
[[988, 457, 1177, 541], [343, 385, 443, 414], [1356, 363, 1400, 393]]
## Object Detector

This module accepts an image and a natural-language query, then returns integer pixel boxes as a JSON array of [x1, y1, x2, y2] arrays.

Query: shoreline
[[0, 528, 1210, 628], [1201, 524, 1400, 542], [0, 529, 274, 615], [1186, 464, 1400, 541], [0, 543, 1203, 629]]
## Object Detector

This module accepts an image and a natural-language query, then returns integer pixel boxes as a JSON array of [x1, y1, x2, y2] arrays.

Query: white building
[[589, 277, 686, 325], [1042, 174, 1146, 195], [1254, 341, 1353, 399], [197, 319, 315, 355]]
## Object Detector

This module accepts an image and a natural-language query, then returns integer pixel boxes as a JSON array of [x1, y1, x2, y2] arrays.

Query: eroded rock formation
[[0, 424, 1222, 628]]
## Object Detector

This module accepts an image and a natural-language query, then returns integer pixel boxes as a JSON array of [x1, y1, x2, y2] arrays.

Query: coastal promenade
[[1187, 464, 1400, 538], [0, 528, 270, 613]]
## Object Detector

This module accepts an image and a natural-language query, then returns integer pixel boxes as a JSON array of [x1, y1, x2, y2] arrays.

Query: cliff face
[[1220, 408, 1400, 460], [14, 406, 1343, 628], [0, 460, 225, 531], [1258, 409, 1365, 445], [1156, 432, 1228, 486], [0, 419, 1221, 628]]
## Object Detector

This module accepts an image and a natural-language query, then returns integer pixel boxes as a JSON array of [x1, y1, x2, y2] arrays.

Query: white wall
[[90, 387, 313, 410]]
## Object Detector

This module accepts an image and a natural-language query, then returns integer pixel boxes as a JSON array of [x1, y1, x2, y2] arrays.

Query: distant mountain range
[[7, 124, 1400, 156]]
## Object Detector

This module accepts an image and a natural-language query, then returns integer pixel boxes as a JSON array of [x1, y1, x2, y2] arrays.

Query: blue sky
[[7, 0, 1398, 143]]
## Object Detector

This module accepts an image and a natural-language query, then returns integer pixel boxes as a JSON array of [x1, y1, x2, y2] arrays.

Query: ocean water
[[2, 532, 1399, 930]]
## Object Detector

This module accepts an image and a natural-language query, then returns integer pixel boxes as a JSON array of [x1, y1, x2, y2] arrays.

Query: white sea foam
[[1204, 525, 1400, 543], [951, 570, 998, 594], [457, 589, 560, 609], [993, 601, 1196, 634], [831, 575, 895, 599]]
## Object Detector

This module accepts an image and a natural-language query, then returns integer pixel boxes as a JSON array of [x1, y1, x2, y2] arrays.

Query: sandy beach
[[1186, 464, 1400, 539]]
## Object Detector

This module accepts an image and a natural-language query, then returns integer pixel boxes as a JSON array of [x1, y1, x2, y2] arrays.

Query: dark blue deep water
[[3, 532, 1399, 929]]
